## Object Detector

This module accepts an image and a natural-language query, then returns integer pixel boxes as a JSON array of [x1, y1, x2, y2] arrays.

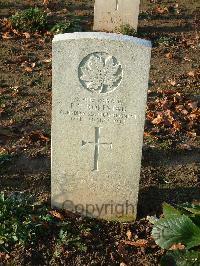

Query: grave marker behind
[[93, 0, 140, 32]]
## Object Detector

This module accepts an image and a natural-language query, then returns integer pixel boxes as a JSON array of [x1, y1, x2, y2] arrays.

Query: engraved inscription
[[59, 97, 138, 125], [78, 52, 123, 94], [82, 127, 112, 171]]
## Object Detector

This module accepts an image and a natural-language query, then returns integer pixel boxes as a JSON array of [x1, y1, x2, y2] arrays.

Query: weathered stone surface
[[93, 0, 140, 32], [52, 32, 151, 221]]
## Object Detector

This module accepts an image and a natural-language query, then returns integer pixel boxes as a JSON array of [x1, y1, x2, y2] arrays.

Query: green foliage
[[51, 19, 81, 34], [181, 203, 200, 216], [0, 192, 52, 251], [139, 11, 151, 20], [154, 36, 176, 47], [57, 227, 87, 252], [158, 139, 173, 150], [161, 250, 200, 266], [117, 24, 137, 36], [51, 22, 71, 34], [0, 192, 87, 255], [11, 8, 47, 32], [52, 223, 87, 259], [162, 202, 183, 218], [152, 214, 200, 250], [152, 203, 200, 265]]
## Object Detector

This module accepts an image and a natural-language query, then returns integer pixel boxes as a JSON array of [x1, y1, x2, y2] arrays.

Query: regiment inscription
[[60, 96, 137, 125]]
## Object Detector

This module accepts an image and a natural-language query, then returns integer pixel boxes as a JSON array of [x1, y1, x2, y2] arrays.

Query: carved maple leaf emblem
[[79, 52, 123, 93]]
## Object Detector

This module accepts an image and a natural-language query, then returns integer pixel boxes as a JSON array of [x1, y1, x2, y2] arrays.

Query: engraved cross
[[82, 127, 112, 171], [115, 0, 119, 10]]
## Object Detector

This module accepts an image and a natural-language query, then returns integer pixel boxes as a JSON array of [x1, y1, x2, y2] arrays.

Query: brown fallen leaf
[[184, 56, 191, 62], [162, 89, 177, 95], [2, 18, 12, 29], [117, 242, 129, 260], [0, 88, 6, 95], [152, 114, 163, 125], [12, 29, 20, 36], [165, 52, 173, 59], [181, 109, 189, 115], [24, 66, 33, 72], [43, 58, 52, 63], [170, 243, 185, 250], [23, 32, 31, 39], [144, 132, 152, 137], [187, 131, 197, 138], [49, 210, 64, 220], [189, 113, 198, 120], [0, 107, 5, 114], [126, 230, 132, 240], [179, 144, 192, 150], [2, 32, 12, 39], [188, 101, 198, 109], [161, 99, 171, 110], [175, 104, 183, 111], [63, 209, 80, 218], [43, 0, 49, 5], [120, 263, 127, 266], [187, 71, 195, 77], [155, 6, 168, 14], [121, 239, 149, 248], [31, 62, 36, 68], [146, 111, 154, 120], [0, 252, 10, 260], [173, 121, 182, 131], [165, 110, 174, 124], [28, 131, 50, 143], [168, 79, 176, 86]]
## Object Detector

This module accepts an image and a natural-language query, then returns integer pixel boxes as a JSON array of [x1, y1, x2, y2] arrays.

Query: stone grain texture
[[52, 32, 151, 221]]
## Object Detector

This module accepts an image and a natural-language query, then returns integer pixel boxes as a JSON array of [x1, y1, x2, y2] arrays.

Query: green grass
[[0, 192, 87, 255], [117, 24, 137, 36], [11, 8, 47, 32]]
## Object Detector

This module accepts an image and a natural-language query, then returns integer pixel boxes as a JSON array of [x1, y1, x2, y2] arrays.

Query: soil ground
[[0, 0, 200, 265]]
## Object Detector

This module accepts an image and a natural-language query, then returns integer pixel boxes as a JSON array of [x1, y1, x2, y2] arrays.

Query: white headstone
[[52, 32, 151, 221], [93, 0, 140, 32]]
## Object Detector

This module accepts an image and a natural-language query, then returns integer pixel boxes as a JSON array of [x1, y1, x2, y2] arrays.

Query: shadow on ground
[[138, 185, 200, 218]]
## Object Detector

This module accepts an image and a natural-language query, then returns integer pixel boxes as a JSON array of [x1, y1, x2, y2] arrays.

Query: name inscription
[[60, 97, 137, 125]]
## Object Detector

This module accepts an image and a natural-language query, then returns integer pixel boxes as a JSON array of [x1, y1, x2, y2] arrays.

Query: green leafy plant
[[139, 11, 151, 20], [161, 250, 200, 266], [51, 19, 81, 34], [58, 227, 87, 251], [117, 24, 137, 36], [151, 203, 200, 265], [11, 8, 47, 32], [0, 192, 88, 257], [154, 36, 177, 47], [52, 224, 87, 260], [0, 192, 52, 252], [50, 22, 71, 34]]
